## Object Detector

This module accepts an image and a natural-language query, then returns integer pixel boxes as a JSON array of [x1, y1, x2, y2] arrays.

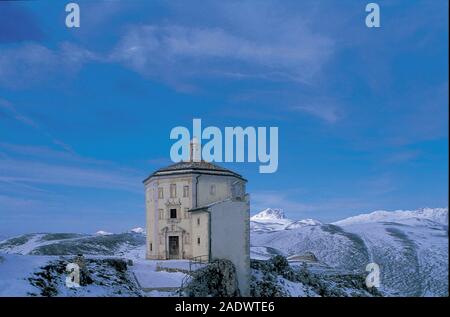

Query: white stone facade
[[143, 161, 250, 295]]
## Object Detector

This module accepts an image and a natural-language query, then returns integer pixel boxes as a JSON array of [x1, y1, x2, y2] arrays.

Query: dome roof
[[143, 161, 245, 183]]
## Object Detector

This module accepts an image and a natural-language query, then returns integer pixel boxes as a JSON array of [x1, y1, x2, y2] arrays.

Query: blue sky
[[0, 0, 448, 236]]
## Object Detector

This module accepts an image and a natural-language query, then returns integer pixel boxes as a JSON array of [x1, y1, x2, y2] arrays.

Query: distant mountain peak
[[95, 230, 113, 236], [130, 227, 145, 234], [251, 208, 285, 221]]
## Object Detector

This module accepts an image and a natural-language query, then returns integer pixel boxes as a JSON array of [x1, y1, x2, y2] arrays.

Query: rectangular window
[[170, 184, 177, 198], [210, 184, 216, 196], [170, 208, 177, 219], [197, 217, 200, 225], [184, 208, 189, 219], [158, 187, 164, 199], [158, 209, 164, 220], [183, 185, 189, 198], [150, 243, 152, 251], [197, 237, 200, 245]]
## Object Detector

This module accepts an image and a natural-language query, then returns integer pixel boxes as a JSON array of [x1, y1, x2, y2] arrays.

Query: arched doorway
[[161, 226, 186, 259]]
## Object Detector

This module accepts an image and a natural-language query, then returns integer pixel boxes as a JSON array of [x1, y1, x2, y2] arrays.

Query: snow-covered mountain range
[[251, 209, 323, 232], [0, 207, 447, 296], [250, 207, 448, 297], [333, 208, 448, 226]]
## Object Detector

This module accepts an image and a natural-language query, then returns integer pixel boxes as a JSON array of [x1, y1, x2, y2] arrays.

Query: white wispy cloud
[[0, 42, 97, 89], [3, 1, 333, 84], [0, 1, 336, 122], [0, 99, 75, 153], [0, 160, 140, 193], [110, 22, 333, 86], [0, 146, 142, 193], [0, 99, 39, 128], [291, 103, 341, 123]]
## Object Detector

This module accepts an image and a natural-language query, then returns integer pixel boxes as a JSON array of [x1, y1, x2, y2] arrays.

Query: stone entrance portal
[[168, 236, 179, 259]]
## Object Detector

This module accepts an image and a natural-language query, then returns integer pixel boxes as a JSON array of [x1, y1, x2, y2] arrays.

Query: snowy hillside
[[333, 208, 448, 226], [250, 207, 448, 297], [0, 231, 145, 258]]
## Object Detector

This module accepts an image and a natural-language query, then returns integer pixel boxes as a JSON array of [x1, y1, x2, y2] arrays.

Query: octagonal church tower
[[143, 145, 250, 295]]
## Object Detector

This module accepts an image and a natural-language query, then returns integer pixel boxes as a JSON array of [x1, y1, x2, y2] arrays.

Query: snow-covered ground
[[132, 260, 187, 290], [0, 230, 208, 297], [0, 254, 52, 296]]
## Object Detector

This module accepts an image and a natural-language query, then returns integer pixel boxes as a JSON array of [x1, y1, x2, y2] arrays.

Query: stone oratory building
[[143, 141, 250, 295]]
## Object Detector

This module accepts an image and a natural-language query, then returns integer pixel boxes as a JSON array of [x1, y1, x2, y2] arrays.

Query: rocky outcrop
[[181, 259, 240, 297], [250, 255, 383, 297]]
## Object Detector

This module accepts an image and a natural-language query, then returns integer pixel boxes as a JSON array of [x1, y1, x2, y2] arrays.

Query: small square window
[[170, 208, 177, 219]]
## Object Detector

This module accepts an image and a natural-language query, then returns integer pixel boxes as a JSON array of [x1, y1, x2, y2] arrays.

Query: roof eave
[[143, 169, 247, 184]]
